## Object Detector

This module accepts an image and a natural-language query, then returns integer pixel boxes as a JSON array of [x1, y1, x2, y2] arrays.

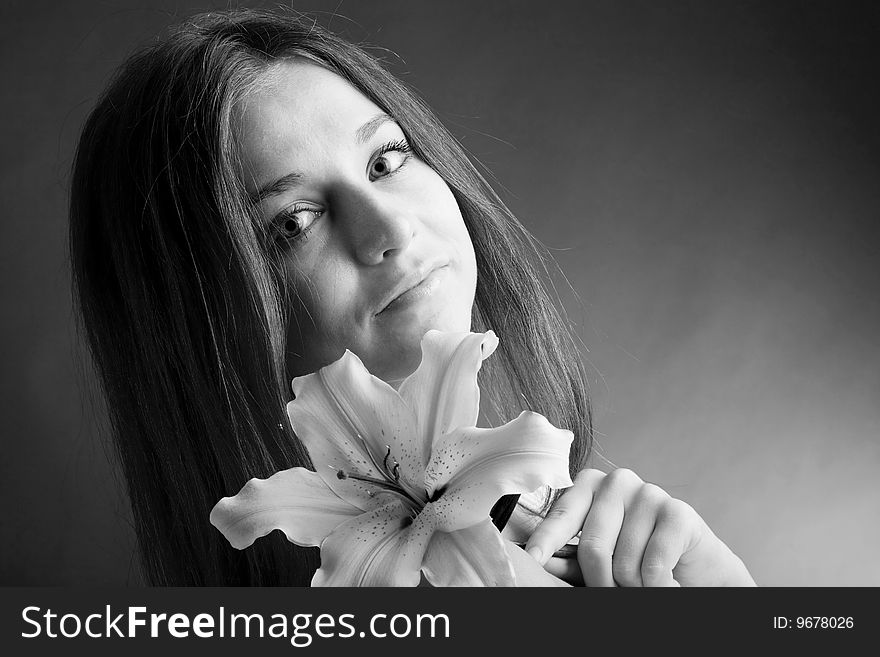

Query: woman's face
[[237, 60, 477, 385]]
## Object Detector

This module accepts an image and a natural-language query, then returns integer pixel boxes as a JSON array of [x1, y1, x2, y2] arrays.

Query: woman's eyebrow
[[355, 112, 394, 144], [248, 113, 396, 205], [249, 171, 303, 205]]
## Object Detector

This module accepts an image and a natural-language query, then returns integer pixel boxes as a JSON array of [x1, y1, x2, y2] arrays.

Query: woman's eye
[[369, 139, 412, 181], [275, 205, 323, 241]]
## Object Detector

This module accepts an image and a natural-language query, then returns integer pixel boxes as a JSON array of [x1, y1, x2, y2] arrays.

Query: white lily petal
[[398, 330, 499, 465], [214, 329, 578, 588], [421, 519, 515, 586], [288, 350, 425, 510], [209, 468, 361, 549], [312, 498, 436, 587], [425, 411, 574, 531]]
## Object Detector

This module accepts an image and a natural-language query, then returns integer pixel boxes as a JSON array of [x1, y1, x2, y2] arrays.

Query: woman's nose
[[343, 189, 414, 265]]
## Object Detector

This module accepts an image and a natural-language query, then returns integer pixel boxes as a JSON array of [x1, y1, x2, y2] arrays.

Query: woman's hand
[[523, 468, 756, 587]]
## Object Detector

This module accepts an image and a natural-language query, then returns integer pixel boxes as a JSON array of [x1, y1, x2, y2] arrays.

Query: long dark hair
[[69, 9, 592, 585]]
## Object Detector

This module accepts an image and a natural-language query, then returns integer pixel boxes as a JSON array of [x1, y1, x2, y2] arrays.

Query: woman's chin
[[369, 312, 472, 386], [369, 349, 423, 390]]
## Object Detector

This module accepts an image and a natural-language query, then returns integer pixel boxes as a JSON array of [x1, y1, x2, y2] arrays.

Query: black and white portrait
[[2, 0, 878, 591]]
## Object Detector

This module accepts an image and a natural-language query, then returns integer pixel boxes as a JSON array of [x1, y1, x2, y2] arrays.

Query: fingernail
[[526, 546, 544, 564]]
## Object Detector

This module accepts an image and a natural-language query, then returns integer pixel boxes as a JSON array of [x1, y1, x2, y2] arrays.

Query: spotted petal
[[421, 518, 515, 586], [209, 468, 361, 549], [398, 330, 499, 465], [288, 350, 425, 510], [425, 411, 574, 532], [312, 498, 436, 587]]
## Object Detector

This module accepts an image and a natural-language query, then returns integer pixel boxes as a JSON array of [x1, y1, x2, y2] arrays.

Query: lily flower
[[210, 330, 574, 586]]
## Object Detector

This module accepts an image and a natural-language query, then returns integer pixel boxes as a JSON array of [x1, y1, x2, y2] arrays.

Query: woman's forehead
[[241, 60, 380, 142], [236, 60, 384, 183]]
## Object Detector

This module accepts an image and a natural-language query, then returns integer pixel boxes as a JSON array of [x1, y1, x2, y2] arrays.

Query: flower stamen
[[331, 451, 422, 507]]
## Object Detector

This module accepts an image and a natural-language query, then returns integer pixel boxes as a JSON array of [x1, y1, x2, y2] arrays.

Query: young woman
[[69, 9, 754, 587]]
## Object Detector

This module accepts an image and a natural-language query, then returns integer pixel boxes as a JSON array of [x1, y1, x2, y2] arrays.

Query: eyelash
[[372, 138, 413, 177], [271, 138, 413, 244], [273, 204, 324, 244]]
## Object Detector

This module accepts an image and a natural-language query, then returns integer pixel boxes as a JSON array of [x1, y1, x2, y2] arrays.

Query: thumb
[[505, 540, 570, 587], [524, 469, 604, 564]]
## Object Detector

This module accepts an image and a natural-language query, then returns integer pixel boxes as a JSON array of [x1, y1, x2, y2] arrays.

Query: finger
[[578, 468, 643, 587], [640, 498, 693, 587], [524, 469, 605, 565], [544, 556, 585, 585], [612, 483, 669, 587], [504, 541, 571, 587]]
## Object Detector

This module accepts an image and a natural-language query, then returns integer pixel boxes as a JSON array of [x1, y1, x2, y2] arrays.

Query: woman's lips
[[376, 265, 448, 316]]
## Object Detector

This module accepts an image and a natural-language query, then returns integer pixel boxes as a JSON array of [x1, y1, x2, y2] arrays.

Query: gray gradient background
[[1, 0, 878, 586]]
